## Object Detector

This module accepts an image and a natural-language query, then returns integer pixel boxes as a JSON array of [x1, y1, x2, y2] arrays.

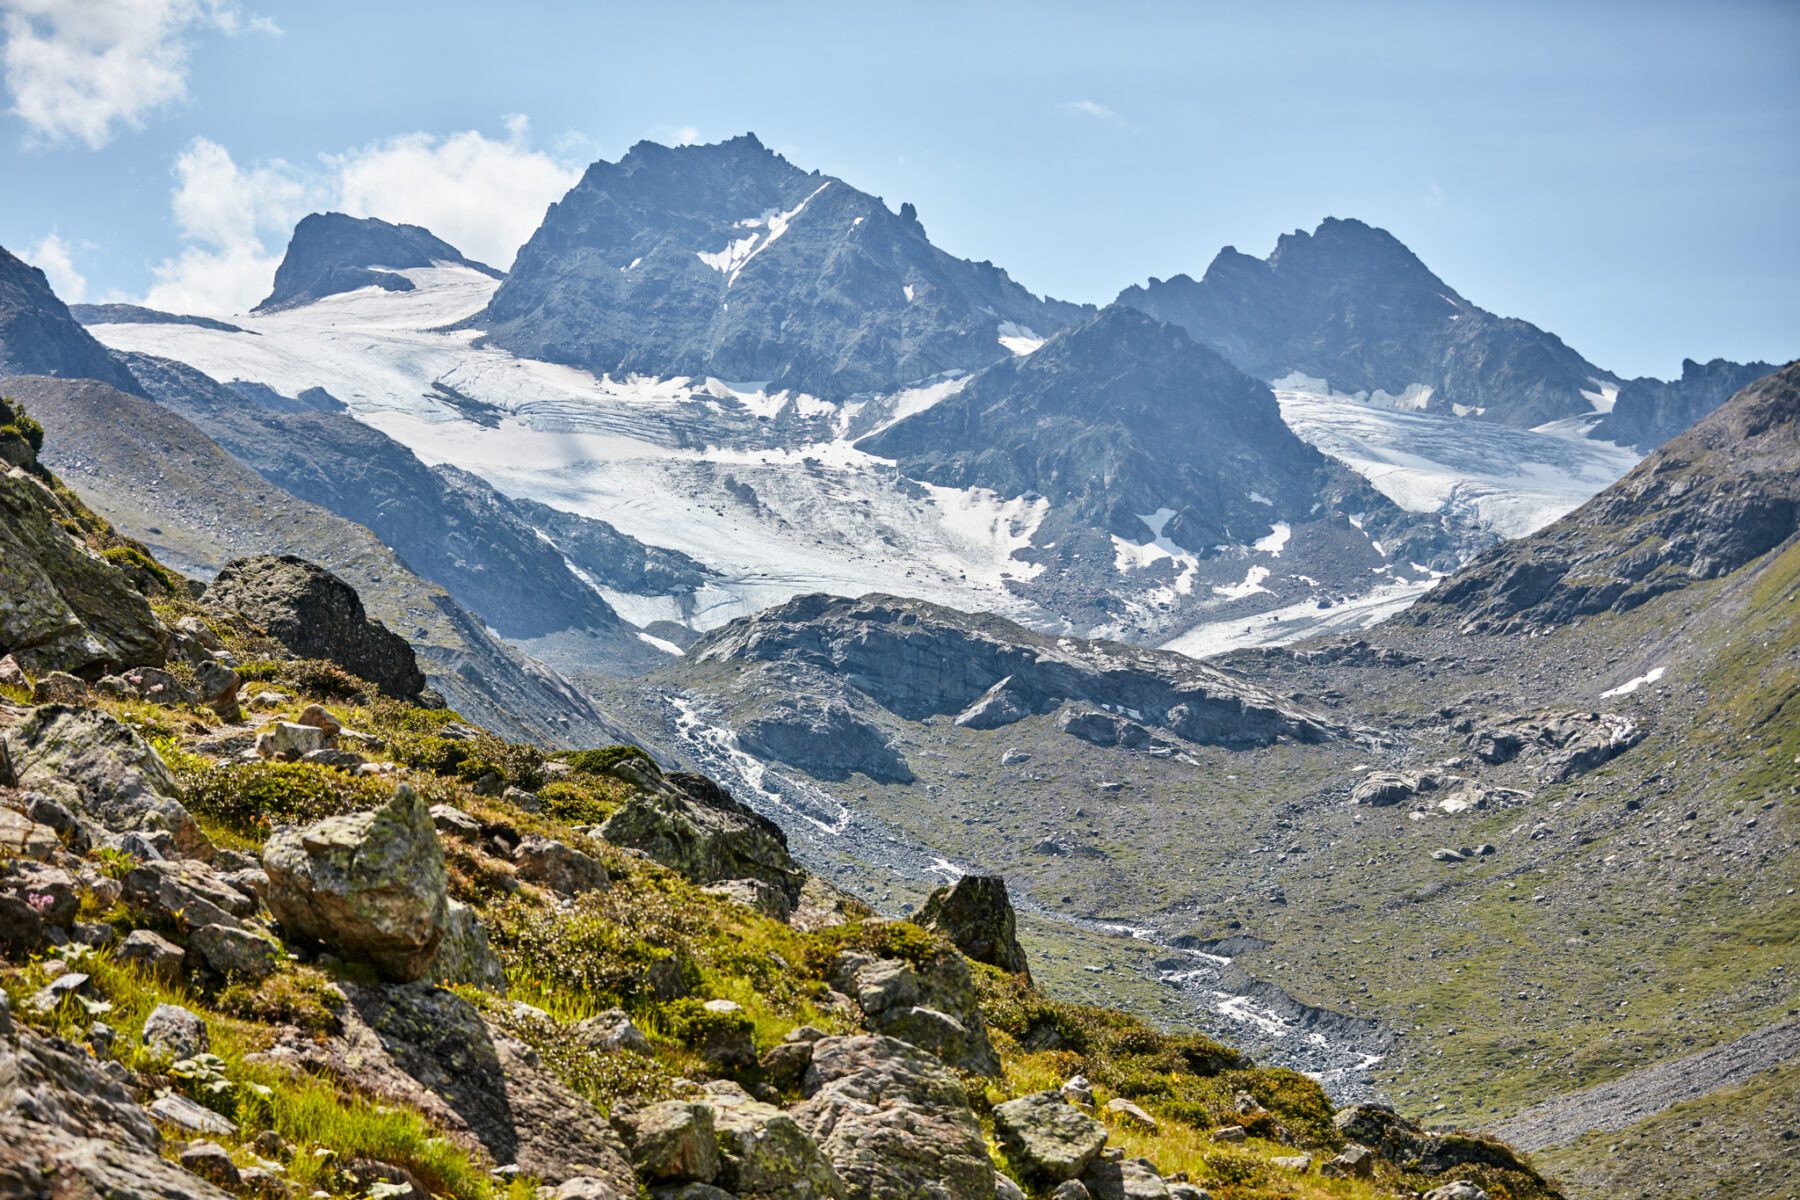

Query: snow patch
[[637, 631, 685, 656], [996, 321, 1045, 356], [1600, 666, 1665, 698], [1252, 521, 1291, 556], [696, 181, 831, 286], [1211, 565, 1271, 600]]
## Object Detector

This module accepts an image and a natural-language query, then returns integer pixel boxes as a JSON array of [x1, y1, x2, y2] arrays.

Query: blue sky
[[1, 0, 1794, 378]]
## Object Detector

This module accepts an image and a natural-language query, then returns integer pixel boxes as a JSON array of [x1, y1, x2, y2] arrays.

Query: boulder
[[574, 1010, 652, 1056], [514, 835, 610, 896], [992, 1091, 1108, 1184], [1103, 1098, 1158, 1131], [254, 721, 333, 761], [428, 898, 507, 990], [142, 1003, 209, 1059], [0, 806, 58, 860], [96, 667, 197, 706], [705, 1086, 844, 1200], [178, 1141, 241, 1188], [116, 929, 185, 981], [1424, 1185, 1489, 1200], [261, 783, 449, 981], [1334, 1104, 1532, 1177], [0, 466, 169, 677], [916, 875, 1031, 981], [121, 859, 255, 932], [187, 923, 280, 981], [600, 771, 804, 902], [4, 705, 207, 858], [1322, 1143, 1374, 1179], [831, 941, 1001, 1075], [0, 860, 77, 952], [202, 555, 426, 699], [1351, 771, 1418, 806], [29, 670, 88, 704], [614, 1101, 719, 1183], [794, 1035, 994, 1200], [1078, 1157, 1170, 1200]]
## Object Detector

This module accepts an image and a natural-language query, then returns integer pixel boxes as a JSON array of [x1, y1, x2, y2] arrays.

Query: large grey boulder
[[203, 554, 426, 699], [4, 705, 207, 858], [0, 464, 169, 677], [703, 1083, 843, 1200], [793, 1035, 994, 1200], [261, 783, 448, 981], [992, 1091, 1108, 1184], [1078, 1157, 1170, 1200], [614, 1100, 719, 1183], [916, 875, 1031, 981]]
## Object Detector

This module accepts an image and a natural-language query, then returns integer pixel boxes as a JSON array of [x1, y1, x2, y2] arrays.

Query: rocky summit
[[256, 212, 502, 313]]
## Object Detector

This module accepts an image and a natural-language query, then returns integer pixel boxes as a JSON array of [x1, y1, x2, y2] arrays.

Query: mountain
[[1116, 217, 1617, 428], [256, 211, 502, 313], [479, 133, 1091, 397], [0, 244, 145, 395], [1589, 356, 1778, 452], [1, 372, 632, 746], [70, 302, 250, 333]]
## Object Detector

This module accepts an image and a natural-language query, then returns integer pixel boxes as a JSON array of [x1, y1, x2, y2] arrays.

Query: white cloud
[[142, 136, 307, 315], [329, 119, 580, 269], [141, 120, 583, 314], [672, 124, 700, 146], [2, 0, 275, 149], [25, 232, 87, 302], [1059, 99, 1117, 120]]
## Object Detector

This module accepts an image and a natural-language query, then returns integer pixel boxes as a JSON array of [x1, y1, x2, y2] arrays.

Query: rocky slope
[[256, 212, 502, 313], [1, 374, 629, 746], [1116, 218, 1616, 428], [1589, 355, 1778, 452], [480, 133, 1090, 398], [0, 245, 145, 396], [0, 421, 1559, 1200]]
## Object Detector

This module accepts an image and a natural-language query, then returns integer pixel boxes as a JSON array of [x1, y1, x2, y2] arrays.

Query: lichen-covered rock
[[831, 940, 1000, 1075], [1334, 1104, 1532, 1178], [0, 860, 76, 953], [614, 1100, 719, 1183], [992, 1091, 1108, 1184], [600, 771, 804, 901], [514, 835, 610, 896], [203, 555, 426, 699], [1078, 1156, 1170, 1200], [704, 1085, 844, 1200], [261, 783, 448, 981], [116, 929, 185, 981], [4, 705, 207, 858], [142, 1003, 209, 1059], [0, 465, 169, 677], [187, 923, 280, 981], [916, 875, 1031, 981], [428, 898, 507, 990], [254, 721, 333, 761], [121, 858, 254, 933], [794, 1035, 994, 1200]]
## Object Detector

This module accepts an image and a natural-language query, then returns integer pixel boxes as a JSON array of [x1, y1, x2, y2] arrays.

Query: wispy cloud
[[1, 0, 277, 149], [142, 118, 583, 314], [1059, 99, 1117, 121]]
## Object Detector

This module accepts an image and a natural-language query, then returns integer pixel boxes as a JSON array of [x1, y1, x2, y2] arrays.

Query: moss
[[561, 744, 659, 778], [535, 778, 629, 824], [215, 965, 345, 1035], [100, 543, 181, 596]]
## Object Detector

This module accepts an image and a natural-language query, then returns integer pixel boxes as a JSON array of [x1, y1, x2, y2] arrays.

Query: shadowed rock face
[[1592, 356, 1778, 452], [480, 133, 1089, 398], [0, 244, 144, 396], [203, 554, 427, 699], [690, 593, 1348, 749], [1416, 360, 1800, 632], [1116, 217, 1614, 429], [256, 212, 502, 313]]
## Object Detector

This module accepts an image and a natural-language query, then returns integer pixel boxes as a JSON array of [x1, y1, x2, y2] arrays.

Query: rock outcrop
[[600, 768, 805, 906], [204, 554, 428, 699], [916, 875, 1032, 981], [255, 212, 501, 313], [992, 1091, 1108, 1184]]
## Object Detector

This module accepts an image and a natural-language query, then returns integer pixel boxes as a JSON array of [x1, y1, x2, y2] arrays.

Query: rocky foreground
[[0, 401, 1557, 1200]]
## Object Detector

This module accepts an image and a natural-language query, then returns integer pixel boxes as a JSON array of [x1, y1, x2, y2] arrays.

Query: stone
[[1322, 1143, 1375, 1179], [0, 463, 169, 677], [428, 898, 507, 990], [116, 928, 186, 981], [430, 803, 482, 838], [255, 721, 333, 761], [1166, 1187, 1211, 1200], [23, 791, 88, 852], [759, 1039, 815, 1091], [99, 666, 198, 706], [121, 858, 253, 932], [148, 1094, 239, 1136], [1078, 1156, 1170, 1200], [1051, 1183, 1093, 1200], [261, 783, 449, 981], [1271, 1154, 1312, 1172], [600, 770, 805, 902], [0, 653, 28, 689], [992, 1090, 1109, 1184], [143, 1003, 209, 1059], [915, 875, 1031, 981], [0, 806, 58, 860], [994, 1173, 1028, 1200], [1351, 771, 1419, 806], [0, 859, 78, 951], [4, 705, 208, 858], [180, 1141, 243, 1187], [296, 703, 342, 736], [702, 877, 791, 918], [514, 835, 610, 896], [1208, 1125, 1246, 1143], [203, 555, 427, 699], [614, 1101, 719, 1183], [29, 972, 93, 1014], [1060, 1073, 1095, 1107], [794, 1035, 993, 1200], [547, 1179, 631, 1200], [705, 1087, 843, 1200], [574, 1009, 652, 1055], [831, 941, 1001, 1075], [188, 923, 280, 981], [31, 670, 90, 705], [1423, 1185, 1489, 1200], [1103, 1098, 1158, 1131], [302, 748, 366, 769]]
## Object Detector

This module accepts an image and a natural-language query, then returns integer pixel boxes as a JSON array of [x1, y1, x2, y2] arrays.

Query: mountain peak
[[0, 243, 145, 395], [254, 212, 501, 313]]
